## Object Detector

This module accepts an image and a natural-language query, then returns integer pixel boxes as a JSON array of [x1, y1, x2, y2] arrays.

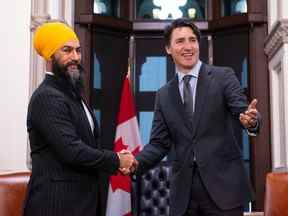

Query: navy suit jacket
[[24, 75, 119, 216], [136, 64, 256, 216]]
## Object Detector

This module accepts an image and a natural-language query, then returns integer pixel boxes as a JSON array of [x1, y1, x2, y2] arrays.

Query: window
[[221, 0, 247, 16], [139, 112, 154, 145], [136, 0, 207, 20], [93, 0, 119, 17], [139, 56, 167, 91]]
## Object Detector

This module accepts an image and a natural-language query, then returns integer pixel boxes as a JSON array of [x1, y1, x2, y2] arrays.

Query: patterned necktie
[[183, 75, 194, 119]]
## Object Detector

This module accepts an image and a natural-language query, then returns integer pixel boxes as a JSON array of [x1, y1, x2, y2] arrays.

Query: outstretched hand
[[239, 99, 259, 129]]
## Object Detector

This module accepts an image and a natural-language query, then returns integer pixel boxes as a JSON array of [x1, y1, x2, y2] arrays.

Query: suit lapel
[[45, 75, 99, 145], [81, 98, 100, 138], [191, 64, 212, 137]]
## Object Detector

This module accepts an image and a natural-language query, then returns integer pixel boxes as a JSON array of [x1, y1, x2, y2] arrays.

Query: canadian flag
[[106, 76, 142, 216]]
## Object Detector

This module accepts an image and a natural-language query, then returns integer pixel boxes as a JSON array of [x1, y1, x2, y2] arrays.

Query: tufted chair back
[[133, 162, 171, 216]]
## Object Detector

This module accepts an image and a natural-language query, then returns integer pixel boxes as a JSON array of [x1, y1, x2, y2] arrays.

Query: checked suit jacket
[[24, 75, 119, 216], [136, 63, 257, 216]]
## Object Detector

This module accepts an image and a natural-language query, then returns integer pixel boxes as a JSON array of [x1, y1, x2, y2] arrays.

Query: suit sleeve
[[29, 91, 119, 174], [136, 91, 172, 175], [223, 67, 261, 134], [223, 67, 248, 116]]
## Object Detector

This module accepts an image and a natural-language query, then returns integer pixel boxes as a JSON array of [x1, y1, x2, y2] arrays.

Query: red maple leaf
[[110, 174, 131, 193], [114, 137, 128, 152], [132, 145, 140, 156]]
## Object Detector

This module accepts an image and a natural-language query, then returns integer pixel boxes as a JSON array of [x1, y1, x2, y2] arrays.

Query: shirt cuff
[[246, 121, 259, 137]]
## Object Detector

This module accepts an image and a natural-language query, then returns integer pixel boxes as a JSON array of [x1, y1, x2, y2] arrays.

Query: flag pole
[[128, 35, 135, 89], [127, 58, 131, 80]]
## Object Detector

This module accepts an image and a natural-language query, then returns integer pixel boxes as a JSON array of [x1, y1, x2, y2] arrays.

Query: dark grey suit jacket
[[24, 75, 119, 216], [136, 64, 257, 216]]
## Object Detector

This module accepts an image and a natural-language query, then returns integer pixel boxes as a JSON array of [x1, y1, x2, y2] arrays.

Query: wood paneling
[[74, 23, 92, 103], [76, 14, 132, 32], [249, 24, 271, 210]]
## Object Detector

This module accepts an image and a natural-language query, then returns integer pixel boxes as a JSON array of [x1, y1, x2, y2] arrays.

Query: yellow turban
[[34, 22, 79, 60]]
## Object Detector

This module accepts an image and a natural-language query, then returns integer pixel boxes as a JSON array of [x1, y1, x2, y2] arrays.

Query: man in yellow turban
[[24, 21, 135, 216], [34, 21, 79, 61], [33, 21, 83, 92]]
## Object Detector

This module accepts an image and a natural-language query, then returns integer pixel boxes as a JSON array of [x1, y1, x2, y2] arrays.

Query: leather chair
[[264, 172, 288, 216], [133, 162, 171, 216], [0, 171, 31, 216]]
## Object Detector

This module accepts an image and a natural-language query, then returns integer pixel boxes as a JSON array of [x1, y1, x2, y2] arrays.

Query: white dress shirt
[[177, 60, 202, 112]]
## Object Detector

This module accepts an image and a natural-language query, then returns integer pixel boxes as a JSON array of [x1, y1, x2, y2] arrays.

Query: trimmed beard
[[51, 57, 84, 95]]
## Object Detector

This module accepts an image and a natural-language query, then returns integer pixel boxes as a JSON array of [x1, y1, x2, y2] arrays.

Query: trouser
[[184, 164, 243, 216]]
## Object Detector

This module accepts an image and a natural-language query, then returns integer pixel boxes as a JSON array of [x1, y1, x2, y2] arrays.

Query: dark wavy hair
[[164, 18, 201, 47]]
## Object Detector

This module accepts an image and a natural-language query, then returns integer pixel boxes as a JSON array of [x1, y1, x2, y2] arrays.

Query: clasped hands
[[117, 150, 138, 175]]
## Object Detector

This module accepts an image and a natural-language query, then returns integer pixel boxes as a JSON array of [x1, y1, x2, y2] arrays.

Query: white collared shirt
[[81, 101, 95, 133]]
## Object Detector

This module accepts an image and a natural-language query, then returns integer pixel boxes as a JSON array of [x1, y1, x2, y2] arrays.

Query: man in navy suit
[[133, 18, 260, 216], [24, 21, 134, 216]]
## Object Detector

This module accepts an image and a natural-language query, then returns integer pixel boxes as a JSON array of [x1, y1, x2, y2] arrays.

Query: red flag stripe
[[117, 77, 136, 124]]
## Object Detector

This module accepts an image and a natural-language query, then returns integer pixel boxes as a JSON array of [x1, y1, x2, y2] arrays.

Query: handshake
[[117, 150, 138, 175]]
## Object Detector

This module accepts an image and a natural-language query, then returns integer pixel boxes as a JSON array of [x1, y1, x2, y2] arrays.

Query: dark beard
[[52, 58, 84, 96]]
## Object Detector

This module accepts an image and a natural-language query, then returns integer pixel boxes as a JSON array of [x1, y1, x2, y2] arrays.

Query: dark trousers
[[184, 165, 243, 216]]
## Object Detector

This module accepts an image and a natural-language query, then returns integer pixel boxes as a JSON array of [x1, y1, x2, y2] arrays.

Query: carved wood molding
[[265, 19, 288, 60], [30, 14, 51, 32]]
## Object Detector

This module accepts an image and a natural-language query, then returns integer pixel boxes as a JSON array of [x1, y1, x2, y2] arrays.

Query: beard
[[51, 57, 84, 95]]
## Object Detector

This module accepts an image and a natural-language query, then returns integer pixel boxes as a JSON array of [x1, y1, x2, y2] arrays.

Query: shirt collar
[[177, 60, 202, 83], [45, 71, 54, 76]]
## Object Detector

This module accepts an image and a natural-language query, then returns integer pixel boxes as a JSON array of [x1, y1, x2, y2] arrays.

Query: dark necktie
[[183, 75, 194, 120], [183, 75, 197, 162]]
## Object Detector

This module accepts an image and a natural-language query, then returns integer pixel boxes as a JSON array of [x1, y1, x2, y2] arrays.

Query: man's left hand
[[239, 99, 259, 129]]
